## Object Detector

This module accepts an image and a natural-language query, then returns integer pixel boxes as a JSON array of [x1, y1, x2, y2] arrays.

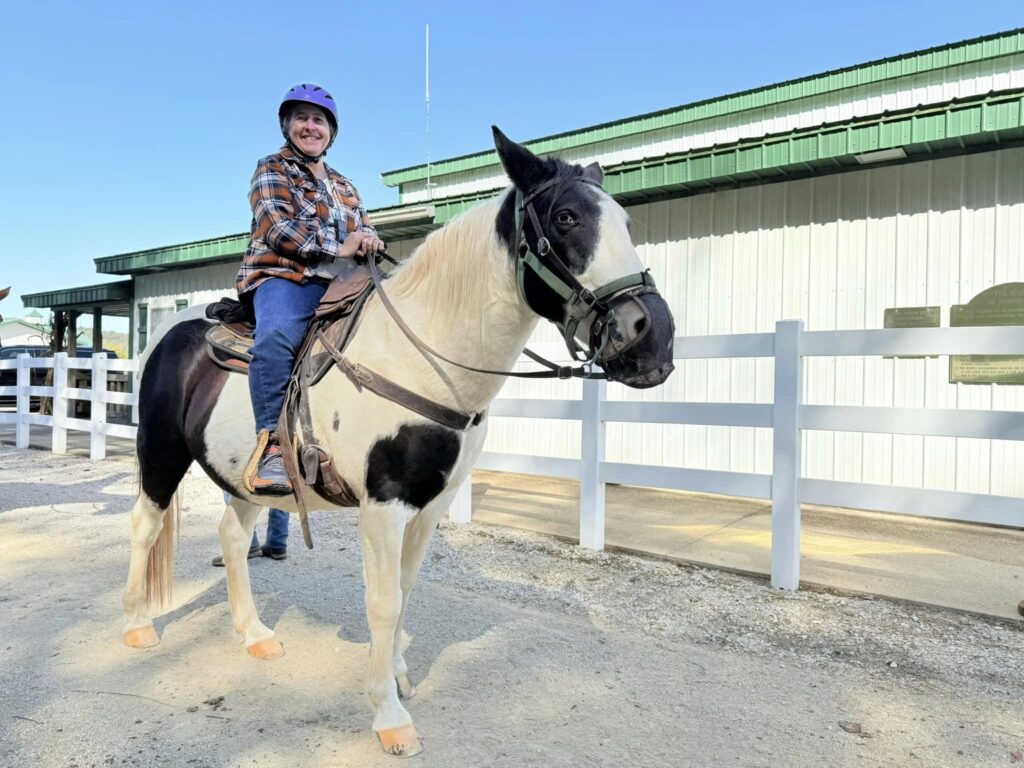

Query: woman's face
[[287, 105, 332, 157]]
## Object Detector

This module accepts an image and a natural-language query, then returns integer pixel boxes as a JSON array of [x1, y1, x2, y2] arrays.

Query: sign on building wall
[[949, 283, 1024, 385], [883, 306, 940, 359]]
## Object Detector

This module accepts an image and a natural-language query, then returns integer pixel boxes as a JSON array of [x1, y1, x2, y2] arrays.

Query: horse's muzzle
[[596, 290, 676, 389]]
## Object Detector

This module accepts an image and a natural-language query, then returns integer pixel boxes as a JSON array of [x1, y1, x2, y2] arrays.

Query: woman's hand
[[339, 231, 385, 259]]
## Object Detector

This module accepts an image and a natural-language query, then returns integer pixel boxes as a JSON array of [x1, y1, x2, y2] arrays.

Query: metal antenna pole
[[425, 23, 432, 199]]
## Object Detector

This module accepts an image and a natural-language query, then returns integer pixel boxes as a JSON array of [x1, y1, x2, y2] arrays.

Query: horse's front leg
[[360, 499, 422, 757], [219, 495, 283, 659], [392, 495, 452, 700]]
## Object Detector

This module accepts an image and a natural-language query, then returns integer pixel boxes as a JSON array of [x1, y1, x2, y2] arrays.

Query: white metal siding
[[485, 148, 1024, 498], [133, 261, 240, 346]]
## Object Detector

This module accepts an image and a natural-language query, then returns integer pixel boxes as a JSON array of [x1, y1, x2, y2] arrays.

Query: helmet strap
[[284, 137, 326, 164]]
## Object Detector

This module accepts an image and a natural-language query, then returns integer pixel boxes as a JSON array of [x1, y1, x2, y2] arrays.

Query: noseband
[[513, 176, 656, 365]]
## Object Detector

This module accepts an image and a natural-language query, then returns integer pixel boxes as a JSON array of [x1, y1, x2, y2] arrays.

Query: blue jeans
[[256, 507, 290, 550], [248, 278, 328, 433]]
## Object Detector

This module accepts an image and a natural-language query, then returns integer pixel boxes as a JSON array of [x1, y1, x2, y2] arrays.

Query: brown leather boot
[[243, 430, 294, 496]]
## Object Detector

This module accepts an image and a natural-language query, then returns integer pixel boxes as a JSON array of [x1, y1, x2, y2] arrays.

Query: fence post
[[131, 362, 140, 427], [771, 320, 804, 590], [15, 353, 30, 449], [52, 352, 68, 455], [449, 476, 473, 524], [579, 377, 607, 550], [90, 353, 108, 461]]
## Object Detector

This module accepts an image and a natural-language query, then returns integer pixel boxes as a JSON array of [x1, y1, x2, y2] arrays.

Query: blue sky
[[1, 0, 1022, 325]]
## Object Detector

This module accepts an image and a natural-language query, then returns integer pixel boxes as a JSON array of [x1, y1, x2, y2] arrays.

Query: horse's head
[[493, 127, 675, 389]]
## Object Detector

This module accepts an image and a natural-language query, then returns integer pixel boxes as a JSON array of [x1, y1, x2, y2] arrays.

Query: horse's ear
[[582, 161, 604, 185], [492, 126, 549, 192]]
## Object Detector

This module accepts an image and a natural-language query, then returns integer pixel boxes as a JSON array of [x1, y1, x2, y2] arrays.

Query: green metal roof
[[381, 27, 1024, 187], [604, 88, 1024, 201], [88, 88, 1024, 271], [0, 318, 46, 329], [22, 280, 133, 314], [358, 88, 1024, 240], [95, 232, 249, 275], [94, 209, 440, 275]]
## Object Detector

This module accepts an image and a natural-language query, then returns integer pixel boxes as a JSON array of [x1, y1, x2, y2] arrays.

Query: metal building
[[24, 27, 1024, 497]]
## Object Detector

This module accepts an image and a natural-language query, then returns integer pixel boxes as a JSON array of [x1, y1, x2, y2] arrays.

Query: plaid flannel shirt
[[235, 146, 377, 295]]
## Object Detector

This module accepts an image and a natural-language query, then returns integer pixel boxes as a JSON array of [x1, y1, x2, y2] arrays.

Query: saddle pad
[[206, 323, 254, 373]]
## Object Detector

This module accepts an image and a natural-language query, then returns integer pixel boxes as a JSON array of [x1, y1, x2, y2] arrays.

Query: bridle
[[367, 173, 656, 382], [513, 175, 656, 368]]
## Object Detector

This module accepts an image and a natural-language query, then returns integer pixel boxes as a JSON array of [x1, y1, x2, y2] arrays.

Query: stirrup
[[243, 430, 293, 495]]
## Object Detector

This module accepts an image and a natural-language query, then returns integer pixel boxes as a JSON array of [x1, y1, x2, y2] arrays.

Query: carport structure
[[21, 280, 132, 354]]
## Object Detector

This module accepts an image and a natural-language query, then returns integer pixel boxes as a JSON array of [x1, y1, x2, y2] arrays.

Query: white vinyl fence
[[4, 322, 1024, 590], [449, 320, 1024, 589], [0, 353, 137, 461]]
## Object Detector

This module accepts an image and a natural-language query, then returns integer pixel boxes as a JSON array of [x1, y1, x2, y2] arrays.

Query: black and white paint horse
[[121, 128, 675, 756]]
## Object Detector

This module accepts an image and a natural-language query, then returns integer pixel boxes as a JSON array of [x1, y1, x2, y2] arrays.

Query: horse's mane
[[385, 193, 515, 313]]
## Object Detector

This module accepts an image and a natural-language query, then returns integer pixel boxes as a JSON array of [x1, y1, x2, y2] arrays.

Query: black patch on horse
[[366, 424, 461, 509], [137, 317, 235, 506]]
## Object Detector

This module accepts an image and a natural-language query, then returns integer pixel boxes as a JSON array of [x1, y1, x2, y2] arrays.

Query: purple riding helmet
[[278, 83, 338, 159]]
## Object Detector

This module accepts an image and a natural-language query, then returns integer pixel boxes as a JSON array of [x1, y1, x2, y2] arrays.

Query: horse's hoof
[[247, 638, 285, 660], [377, 725, 422, 757], [396, 675, 417, 700], [123, 625, 159, 649]]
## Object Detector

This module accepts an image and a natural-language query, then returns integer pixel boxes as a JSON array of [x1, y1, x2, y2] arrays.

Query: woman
[[236, 83, 384, 495]]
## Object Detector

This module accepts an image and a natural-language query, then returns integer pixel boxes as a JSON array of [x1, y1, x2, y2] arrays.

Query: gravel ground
[[1, 445, 1022, 768]]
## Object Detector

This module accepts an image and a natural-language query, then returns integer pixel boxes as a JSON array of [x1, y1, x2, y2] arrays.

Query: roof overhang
[[375, 88, 1024, 238], [22, 280, 134, 317], [95, 233, 249, 276]]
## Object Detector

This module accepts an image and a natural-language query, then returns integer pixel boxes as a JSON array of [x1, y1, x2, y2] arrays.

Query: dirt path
[[1, 446, 1022, 767]]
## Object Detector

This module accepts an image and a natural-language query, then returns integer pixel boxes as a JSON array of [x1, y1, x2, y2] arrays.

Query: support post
[[90, 353, 108, 461], [579, 377, 607, 550], [67, 311, 79, 356], [52, 352, 68, 455], [15, 353, 30, 449], [92, 308, 103, 352], [449, 476, 473, 524], [53, 311, 65, 353], [771, 320, 804, 590]]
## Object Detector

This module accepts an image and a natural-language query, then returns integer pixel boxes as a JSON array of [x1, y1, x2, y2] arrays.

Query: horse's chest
[[364, 423, 462, 508]]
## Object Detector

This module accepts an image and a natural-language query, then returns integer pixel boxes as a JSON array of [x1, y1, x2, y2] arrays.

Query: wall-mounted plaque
[[949, 283, 1024, 385], [883, 306, 940, 359]]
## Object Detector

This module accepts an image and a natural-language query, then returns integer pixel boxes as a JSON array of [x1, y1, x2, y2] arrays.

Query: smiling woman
[[235, 82, 385, 495]]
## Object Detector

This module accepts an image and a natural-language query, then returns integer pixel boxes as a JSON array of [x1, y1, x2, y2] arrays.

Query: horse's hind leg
[[219, 495, 283, 660], [121, 491, 172, 648], [122, 428, 193, 648]]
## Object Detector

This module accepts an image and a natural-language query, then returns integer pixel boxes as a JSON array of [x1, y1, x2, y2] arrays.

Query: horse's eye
[[556, 211, 577, 227]]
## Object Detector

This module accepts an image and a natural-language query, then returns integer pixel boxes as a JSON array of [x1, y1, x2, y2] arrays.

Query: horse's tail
[[145, 483, 182, 612]]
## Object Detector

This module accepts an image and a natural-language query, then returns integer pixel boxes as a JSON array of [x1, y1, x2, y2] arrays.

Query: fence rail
[[0, 352, 137, 460], [451, 320, 1024, 589], [4, 321, 1024, 590]]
